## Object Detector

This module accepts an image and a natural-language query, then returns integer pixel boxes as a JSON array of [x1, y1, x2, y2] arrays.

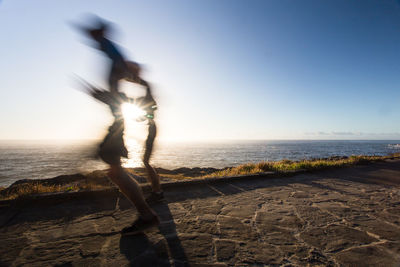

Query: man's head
[[124, 61, 141, 82]]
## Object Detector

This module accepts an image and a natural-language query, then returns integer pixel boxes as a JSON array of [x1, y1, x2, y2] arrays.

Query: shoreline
[[1, 154, 399, 201], [1, 139, 399, 187]]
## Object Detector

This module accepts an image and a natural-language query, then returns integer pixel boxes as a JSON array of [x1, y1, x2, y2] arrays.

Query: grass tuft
[[0, 181, 113, 201], [203, 154, 400, 178]]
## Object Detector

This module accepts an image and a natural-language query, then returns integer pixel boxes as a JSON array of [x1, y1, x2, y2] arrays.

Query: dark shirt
[[98, 37, 126, 65]]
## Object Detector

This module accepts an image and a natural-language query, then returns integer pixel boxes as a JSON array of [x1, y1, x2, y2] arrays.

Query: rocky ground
[[1, 160, 400, 266]]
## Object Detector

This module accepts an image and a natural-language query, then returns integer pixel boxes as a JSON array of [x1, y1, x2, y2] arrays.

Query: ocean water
[[0, 140, 400, 187]]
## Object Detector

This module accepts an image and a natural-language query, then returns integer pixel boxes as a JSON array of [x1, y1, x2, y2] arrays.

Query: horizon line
[[1, 138, 400, 142]]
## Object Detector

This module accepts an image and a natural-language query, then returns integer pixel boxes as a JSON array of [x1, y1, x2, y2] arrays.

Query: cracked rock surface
[[1, 160, 400, 266]]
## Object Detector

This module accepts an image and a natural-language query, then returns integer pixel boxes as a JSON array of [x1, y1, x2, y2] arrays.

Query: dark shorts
[[98, 119, 128, 165]]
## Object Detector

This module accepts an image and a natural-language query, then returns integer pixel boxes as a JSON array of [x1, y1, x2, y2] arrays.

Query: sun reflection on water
[[121, 138, 143, 168]]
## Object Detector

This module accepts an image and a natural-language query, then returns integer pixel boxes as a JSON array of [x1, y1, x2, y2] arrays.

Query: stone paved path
[[1, 160, 400, 266]]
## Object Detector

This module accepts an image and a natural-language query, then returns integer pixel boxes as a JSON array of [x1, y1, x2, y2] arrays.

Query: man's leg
[[108, 164, 156, 220], [143, 122, 161, 193], [144, 162, 161, 192]]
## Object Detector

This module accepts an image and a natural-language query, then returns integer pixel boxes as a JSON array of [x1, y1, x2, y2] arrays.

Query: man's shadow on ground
[[119, 200, 188, 267], [118, 160, 400, 265]]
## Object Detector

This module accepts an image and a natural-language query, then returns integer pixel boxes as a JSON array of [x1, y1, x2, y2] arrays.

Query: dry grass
[[0, 183, 70, 201], [0, 180, 113, 201], [203, 154, 400, 178]]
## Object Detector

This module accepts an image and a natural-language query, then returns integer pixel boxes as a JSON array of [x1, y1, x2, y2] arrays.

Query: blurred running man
[[80, 81, 159, 235], [73, 16, 163, 201]]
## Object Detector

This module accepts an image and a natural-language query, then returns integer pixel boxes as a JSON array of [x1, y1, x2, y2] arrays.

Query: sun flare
[[121, 103, 146, 120]]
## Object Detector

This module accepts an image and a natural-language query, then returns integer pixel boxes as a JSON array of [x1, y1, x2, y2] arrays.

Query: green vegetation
[[203, 154, 400, 178]]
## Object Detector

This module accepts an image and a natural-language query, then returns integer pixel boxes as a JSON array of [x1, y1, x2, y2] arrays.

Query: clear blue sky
[[1, 0, 400, 141]]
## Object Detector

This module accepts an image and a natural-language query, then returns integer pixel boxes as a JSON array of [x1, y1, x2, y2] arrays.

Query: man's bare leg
[[108, 164, 156, 220], [143, 122, 162, 193], [144, 162, 161, 193], [142, 122, 162, 194]]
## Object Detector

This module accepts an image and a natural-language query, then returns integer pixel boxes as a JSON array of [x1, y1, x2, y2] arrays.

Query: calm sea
[[1, 139, 399, 187]]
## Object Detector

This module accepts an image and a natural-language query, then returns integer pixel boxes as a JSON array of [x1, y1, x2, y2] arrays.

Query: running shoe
[[121, 216, 160, 236], [145, 191, 165, 204]]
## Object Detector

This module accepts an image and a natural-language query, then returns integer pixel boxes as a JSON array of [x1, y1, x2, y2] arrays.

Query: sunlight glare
[[121, 103, 146, 120], [121, 138, 143, 168]]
